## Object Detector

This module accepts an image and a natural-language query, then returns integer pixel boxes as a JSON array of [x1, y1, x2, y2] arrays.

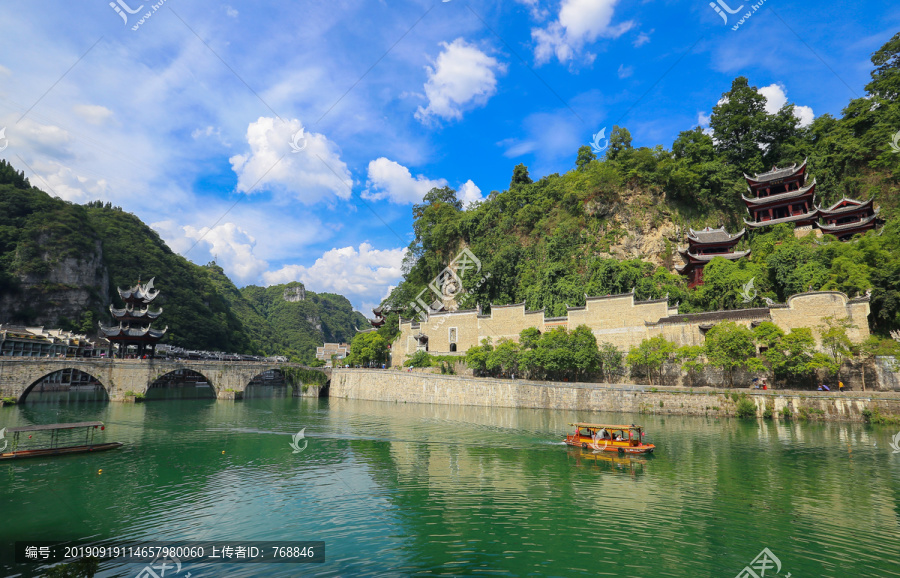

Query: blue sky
[[0, 0, 897, 315]]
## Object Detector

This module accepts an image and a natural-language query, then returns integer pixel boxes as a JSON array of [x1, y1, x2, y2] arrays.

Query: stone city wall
[[392, 291, 871, 367], [330, 369, 900, 423]]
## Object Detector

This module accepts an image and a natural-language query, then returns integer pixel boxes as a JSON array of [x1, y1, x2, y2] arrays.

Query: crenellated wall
[[392, 291, 871, 367]]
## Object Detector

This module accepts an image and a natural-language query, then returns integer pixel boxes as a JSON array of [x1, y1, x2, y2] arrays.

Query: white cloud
[[225, 5, 239, 17], [177, 222, 269, 284], [757, 83, 814, 128], [229, 117, 353, 204], [617, 64, 633, 79], [415, 38, 505, 123], [633, 31, 651, 47], [458, 180, 484, 206], [263, 243, 407, 312], [28, 160, 110, 203], [362, 157, 447, 204], [698, 111, 711, 127], [532, 0, 634, 65], [72, 104, 114, 125]]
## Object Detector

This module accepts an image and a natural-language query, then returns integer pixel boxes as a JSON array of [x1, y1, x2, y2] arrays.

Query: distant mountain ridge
[[0, 159, 368, 362]]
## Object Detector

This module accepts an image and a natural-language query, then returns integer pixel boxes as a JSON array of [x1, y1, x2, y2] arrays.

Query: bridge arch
[[244, 368, 290, 398], [147, 368, 217, 400], [21, 368, 110, 403]]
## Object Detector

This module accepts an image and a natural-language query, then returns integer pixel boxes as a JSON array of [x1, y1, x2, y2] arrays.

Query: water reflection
[[22, 369, 109, 404]]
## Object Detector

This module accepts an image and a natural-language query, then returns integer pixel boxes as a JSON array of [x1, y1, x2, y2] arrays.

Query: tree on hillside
[[606, 126, 633, 161], [626, 336, 675, 386], [510, 164, 533, 188], [762, 328, 817, 385], [703, 321, 764, 387], [710, 76, 770, 171], [570, 324, 600, 380], [575, 145, 596, 171]]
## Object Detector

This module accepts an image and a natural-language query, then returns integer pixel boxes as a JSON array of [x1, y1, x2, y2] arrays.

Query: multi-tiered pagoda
[[817, 197, 880, 241], [742, 158, 818, 229], [99, 277, 167, 358], [675, 227, 750, 288]]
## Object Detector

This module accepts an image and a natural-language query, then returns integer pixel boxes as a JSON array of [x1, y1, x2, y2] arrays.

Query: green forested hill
[[0, 163, 368, 360], [382, 33, 900, 338]]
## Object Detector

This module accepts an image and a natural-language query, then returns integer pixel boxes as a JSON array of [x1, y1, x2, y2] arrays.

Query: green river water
[[2, 394, 900, 577]]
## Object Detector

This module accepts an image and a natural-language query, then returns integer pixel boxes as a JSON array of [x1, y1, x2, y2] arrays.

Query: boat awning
[[570, 423, 642, 430], [7, 421, 104, 433]]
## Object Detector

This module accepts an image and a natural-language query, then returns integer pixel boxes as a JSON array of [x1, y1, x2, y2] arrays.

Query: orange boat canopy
[[570, 423, 643, 430]]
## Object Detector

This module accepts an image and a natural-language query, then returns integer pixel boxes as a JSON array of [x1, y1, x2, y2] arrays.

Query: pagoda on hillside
[[99, 277, 167, 358], [742, 158, 818, 229], [675, 227, 750, 288], [817, 197, 880, 241]]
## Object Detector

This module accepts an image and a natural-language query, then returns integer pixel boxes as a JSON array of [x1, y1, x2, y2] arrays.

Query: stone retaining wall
[[331, 369, 900, 423]]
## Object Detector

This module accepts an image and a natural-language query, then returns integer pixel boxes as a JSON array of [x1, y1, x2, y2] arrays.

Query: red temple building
[[675, 227, 750, 288], [742, 158, 818, 229], [99, 277, 167, 358], [817, 197, 880, 241]]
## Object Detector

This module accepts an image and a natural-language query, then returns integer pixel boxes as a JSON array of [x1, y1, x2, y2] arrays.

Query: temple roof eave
[[743, 158, 808, 184], [741, 178, 816, 205], [686, 227, 746, 244], [817, 197, 875, 216], [817, 212, 879, 232], [744, 209, 819, 228]]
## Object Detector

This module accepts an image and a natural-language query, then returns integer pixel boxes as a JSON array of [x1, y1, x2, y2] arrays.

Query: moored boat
[[564, 423, 655, 454], [0, 421, 122, 461]]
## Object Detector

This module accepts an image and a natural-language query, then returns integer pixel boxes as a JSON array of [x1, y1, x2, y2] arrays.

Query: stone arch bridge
[[0, 359, 330, 402]]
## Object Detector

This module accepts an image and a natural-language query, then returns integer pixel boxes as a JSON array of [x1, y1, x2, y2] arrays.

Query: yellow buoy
[[98, 469, 102, 475], [222, 451, 225, 454]]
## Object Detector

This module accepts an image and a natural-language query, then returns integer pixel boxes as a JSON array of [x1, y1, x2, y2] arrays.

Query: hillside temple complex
[[676, 159, 881, 286]]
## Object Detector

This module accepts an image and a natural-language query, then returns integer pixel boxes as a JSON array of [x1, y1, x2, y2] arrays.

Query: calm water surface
[[2, 394, 900, 577]]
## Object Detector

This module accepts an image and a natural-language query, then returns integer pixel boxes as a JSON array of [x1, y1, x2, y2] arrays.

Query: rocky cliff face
[[0, 238, 109, 328], [587, 187, 684, 271]]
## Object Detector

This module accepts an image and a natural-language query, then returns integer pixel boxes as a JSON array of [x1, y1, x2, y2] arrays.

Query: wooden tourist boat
[[0, 421, 122, 461], [564, 423, 655, 454]]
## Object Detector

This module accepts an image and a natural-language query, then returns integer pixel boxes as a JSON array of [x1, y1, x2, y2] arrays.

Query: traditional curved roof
[[109, 304, 163, 320], [744, 158, 807, 184], [817, 197, 874, 216], [742, 179, 815, 205], [817, 211, 879, 232], [744, 208, 818, 228], [98, 323, 167, 340], [686, 227, 745, 244], [678, 250, 751, 264], [118, 277, 160, 303]]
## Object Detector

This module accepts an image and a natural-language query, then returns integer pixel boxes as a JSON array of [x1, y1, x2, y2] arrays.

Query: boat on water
[[564, 423, 655, 454], [0, 421, 122, 460]]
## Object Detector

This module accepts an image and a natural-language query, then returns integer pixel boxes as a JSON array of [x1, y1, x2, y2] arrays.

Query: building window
[[450, 343, 457, 352], [449, 327, 457, 343]]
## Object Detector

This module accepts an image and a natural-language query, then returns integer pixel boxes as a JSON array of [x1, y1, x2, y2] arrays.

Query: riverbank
[[330, 369, 900, 423]]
